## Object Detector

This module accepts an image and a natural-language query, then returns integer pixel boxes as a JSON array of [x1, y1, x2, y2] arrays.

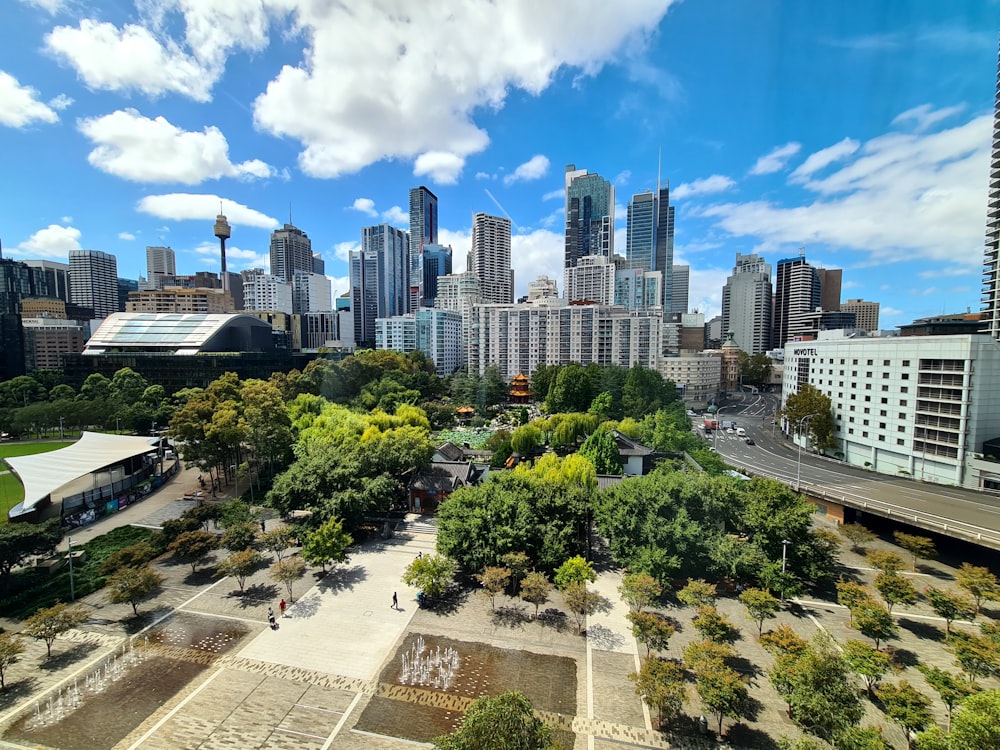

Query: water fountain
[[399, 634, 461, 690]]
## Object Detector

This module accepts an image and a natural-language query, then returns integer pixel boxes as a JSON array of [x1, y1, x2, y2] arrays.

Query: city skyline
[[0, 1, 995, 327]]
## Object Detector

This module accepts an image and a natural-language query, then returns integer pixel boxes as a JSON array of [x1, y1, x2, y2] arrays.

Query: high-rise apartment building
[[349, 248, 379, 348], [376, 308, 463, 376], [24, 260, 69, 301], [241, 268, 293, 314], [671, 264, 689, 314], [564, 165, 614, 281], [614, 268, 662, 312], [772, 254, 820, 349], [146, 246, 176, 289], [269, 224, 313, 282], [68, 249, 118, 319], [721, 253, 772, 355], [421, 243, 452, 307], [470, 213, 513, 304], [409, 186, 438, 309], [291, 271, 332, 314], [127, 287, 233, 314], [527, 276, 559, 302], [565, 254, 615, 305], [625, 185, 675, 308], [983, 44, 1000, 339], [840, 298, 881, 332]]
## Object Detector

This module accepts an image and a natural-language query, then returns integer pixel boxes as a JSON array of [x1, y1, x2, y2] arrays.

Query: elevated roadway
[[704, 392, 1000, 550]]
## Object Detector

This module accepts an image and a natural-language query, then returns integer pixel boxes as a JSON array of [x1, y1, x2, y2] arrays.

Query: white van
[[736, 427, 746, 437]]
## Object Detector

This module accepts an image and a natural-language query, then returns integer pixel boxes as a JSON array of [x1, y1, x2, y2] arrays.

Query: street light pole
[[795, 415, 815, 492], [67, 536, 75, 602], [116, 417, 120, 434], [59, 416, 64, 440], [780, 538, 791, 603]]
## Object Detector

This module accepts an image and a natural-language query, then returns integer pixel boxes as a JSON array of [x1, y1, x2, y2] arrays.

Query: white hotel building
[[783, 334, 1000, 491]]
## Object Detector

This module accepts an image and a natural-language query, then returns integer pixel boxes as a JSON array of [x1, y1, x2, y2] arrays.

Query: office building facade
[[671, 264, 688, 314], [146, 245, 176, 285], [24, 260, 69, 302], [241, 268, 293, 314], [21, 317, 85, 371], [721, 252, 773, 355], [565, 165, 614, 277], [421, 243, 452, 307], [625, 186, 674, 308], [772, 254, 820, 349], [840, 298, 881, 332], [409, 186, 438, 309], [126, 287, 233, 314], [68, 249, 119, 319], [269, 224, 313, 282], [291, 272, 332, 315], [376, 308, 463, 376], [470, 213, 513, 304]]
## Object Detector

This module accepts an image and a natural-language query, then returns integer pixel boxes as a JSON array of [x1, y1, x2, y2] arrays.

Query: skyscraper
[[721, 253, 772, 355], [671, 264, 689, 314], [421, 243, 452, 306], [351, 224, 410, 347], [269, 223, 313, 282], [772, 254, 820, 348], [24, 260, 69, 302], [983, 43, 1000, 337], [146, 246, 176, 279], [0, 253, 49, 380], [292, 271, 332, 314], [68, 249, 118, 319], [840, 298, 880, 332], [564, 164, 614, 277], [625, 183, 674, 309], [471, 213, 513, 304], [349, 248, 380, 349], [409, 186, 438, 309], [214, 213, 231, 292]]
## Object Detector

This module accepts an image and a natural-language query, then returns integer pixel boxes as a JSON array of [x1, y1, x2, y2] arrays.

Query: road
[[700, 391, 1000, 548]]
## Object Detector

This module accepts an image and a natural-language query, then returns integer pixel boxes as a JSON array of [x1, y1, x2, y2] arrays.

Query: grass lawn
[[0, 441, 73, 522]]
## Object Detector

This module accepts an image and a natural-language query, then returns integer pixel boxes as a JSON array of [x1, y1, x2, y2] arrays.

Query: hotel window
[[883, 360, 890, 366], [881, 398, 888, 404], [879, 422, 886, 429], [902, 360, 910, 366], [867, 360, 873, 365], [902, 373, 909, 380], [897, 439, 905, 445], [849, 428, 854, 434], [898, 413, 906, 419], [898, 426, 905, 432], [901, 387, 908, 393], [882, 372, 889, 378], [862, 431, 868, 437]]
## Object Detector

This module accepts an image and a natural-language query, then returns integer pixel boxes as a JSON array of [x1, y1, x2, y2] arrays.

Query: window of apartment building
[[865, 384, 871, 390], [863, 419, 869, 426], [881, 398, 888, 404], [864, 407, 870, 414], [898, 412, 905, 419], [898, 426, 905, 432], [897, 439, 905, 445], [852, 371, 857, 377], [901, 387, 908, 393], [882, 385, 889, 391], [880, 410, 887, 416], [878, 435, 885, 441], [866, 359, 872, 365], [879, 422, 886, 429], [902, 373, 909, 380], [849, 417, 855, 423], [840, 359, 845, 364], [862, 431, 868, 437], [882, 372, 889, 378], [865, 396, 871, 402], [853, 359, 858, 365], [840, 381, 844, 387], [851, 394, 856, 400], [850, 405, 855, 411], [902, 360, 910, 366], [883, 360, 890, 366], [849, 428, 854, 434]]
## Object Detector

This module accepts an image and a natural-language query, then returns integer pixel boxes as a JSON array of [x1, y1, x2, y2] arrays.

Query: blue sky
[[1, 1, 996, 327]]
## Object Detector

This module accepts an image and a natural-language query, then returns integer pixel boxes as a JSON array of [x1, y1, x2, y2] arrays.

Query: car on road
[[726, 428, 735, 434], [744, 438, 755, 445]]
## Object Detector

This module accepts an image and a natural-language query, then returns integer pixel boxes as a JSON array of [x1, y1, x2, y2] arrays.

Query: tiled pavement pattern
[[0, 486, 996, 750]]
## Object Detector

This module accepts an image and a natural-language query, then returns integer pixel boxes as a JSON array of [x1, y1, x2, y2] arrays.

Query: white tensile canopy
[[6, 432, 160, 512]]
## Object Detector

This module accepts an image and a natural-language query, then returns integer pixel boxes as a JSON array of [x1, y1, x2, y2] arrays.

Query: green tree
[[619, 572, 662, 613], [403, 554, 458, 599], [853, 601, 897, 650], [630, 656, 686, 729], [0, 518, 63, 576], [260, 528, 294, 561], [221, 522, 258, 552], [840, 523, 877, 554], [876, 681, 933, 750], [216, 548, 263, 593], [220, 499, 255, 529], [683, 638, 735, 674], [954, 563, 1000, 614], [835, 726, 894, 750], [168, 530, 219, 573], [837, 580, 877, 626], [554, 556, 596, 590], [578, 427, 622, 475], [948, 631, 1000, 681], [842, 639, 891, 696], [510, 424, 544, 455], [500, 551, 531, 595], [300, 517, 353, 573], [433, 690, 556, 750], [916, 664, 979, 729], [780, 383, 837, 454], [627, 610, 675, 656], [588, 391, 613, 422], [678, 578, 717, 608], [693, 605, 734, 643], [545, 363, 593, 414], [519, 571, 553, 619], [942, 689, 1000, 749], [866, 549, 906, 574], [892, 532, 937, 572], [739, 587, 780, 636], [0, 632, 24, 689], [562, 581, 602, 634], [270, 556, 306, 601], [23, 602, 89, 658], [874, 572, 918, 615], [695, 661, 750, 737], [105, 566, 164, 616], [622, 365, 674, 421], [923, 587, 975, 637], [760, 624, 809, 658], [478, 567, 511, 610]]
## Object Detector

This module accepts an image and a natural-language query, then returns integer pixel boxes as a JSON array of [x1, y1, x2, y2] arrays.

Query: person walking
[[391, 592, 398, 610], [268, 606, 276, 629], [279, 599, 286, 617]]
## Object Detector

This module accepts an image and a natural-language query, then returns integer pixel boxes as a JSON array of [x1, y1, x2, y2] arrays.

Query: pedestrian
[[279, 598, 286, 617], [268, 606, 276, 629], [416, 551, 422, 560], [391, 592, 398, 610]]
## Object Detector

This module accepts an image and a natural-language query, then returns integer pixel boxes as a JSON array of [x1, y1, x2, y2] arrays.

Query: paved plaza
[[0, 467, 996, 749]]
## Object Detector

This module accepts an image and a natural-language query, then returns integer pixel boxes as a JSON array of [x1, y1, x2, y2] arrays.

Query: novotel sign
[[795, 348, 818, 357]]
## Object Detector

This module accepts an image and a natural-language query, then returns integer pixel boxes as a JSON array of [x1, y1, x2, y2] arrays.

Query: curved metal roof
[[83, 312, 270, 354]]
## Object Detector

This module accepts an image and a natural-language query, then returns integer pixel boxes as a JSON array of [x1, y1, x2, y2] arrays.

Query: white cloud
[[333, 240, 360, 262], [790, 137, 860, 182], [48, 93, 73, 110], [60, 215, 73, 223], [697, 113, 991, 268], [328, 275, 350, 298], [137, 193, 280, 229], [251, 1, 674, 178], [542, 189, 564, 201], [614, 170, 632, 186], [0, 71, 59, 127], [19, 0, 65, 13], [441, 224, 562, 298], [118, 232, 136, 241], [672, 175, 736, 200], [350, 198, 377, 217], [13, 224, 82, 258], [382, 205, 409, 225], [192, 240, 269, 273], [475, 171, 494, 181], [504, 154, 550, 186], [892, 103, 966, 134], [78, 109, 273, 184], [413, 152, 466, 185], [749, 142, 801, 175]]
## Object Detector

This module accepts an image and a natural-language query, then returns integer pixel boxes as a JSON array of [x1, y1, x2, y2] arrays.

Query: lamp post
[[780, 538, 791, 603], [58, 416, 64, 440], [67, 536, 75, 602], [115, 417, 120, 434], [795, 414, 815, 492]]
